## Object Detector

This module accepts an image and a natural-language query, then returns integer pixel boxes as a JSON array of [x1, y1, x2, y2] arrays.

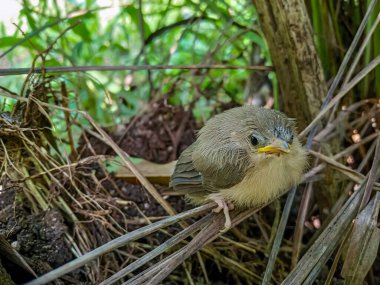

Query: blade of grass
[[264, 2, 379, 283], [24, 204, 214, 285], [281, 183, 363, 285], [99, 215, 213, 285]]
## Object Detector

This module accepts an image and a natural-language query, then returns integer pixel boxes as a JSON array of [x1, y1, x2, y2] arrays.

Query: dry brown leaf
[[341, 193, 380, 284], [116, 158, 176, 184]]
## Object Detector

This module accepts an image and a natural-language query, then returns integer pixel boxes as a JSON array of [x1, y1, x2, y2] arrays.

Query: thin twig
[[0, 64, 272, 76], [261, 186, 297, 284], [291, 182, 313, 268], [343, 10, 380, 85], [300, 55, 380, 139], [358, 137, 380, 211], [263, 1, 379, 282]]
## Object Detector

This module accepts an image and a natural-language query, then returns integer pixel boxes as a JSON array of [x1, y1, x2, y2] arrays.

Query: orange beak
[[257, 139, 290, 155]]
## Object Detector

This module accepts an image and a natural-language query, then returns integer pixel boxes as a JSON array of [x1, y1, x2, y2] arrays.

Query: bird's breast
[[214, 153, 306, 208]]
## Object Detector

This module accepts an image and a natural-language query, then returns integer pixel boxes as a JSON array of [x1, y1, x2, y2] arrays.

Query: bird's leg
[[208, 194, 234, 232]]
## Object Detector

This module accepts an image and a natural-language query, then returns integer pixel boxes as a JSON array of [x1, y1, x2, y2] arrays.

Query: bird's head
[[240, 107, 301, 161], [195, 106, 304, 168], [249, 126, 294, 156]]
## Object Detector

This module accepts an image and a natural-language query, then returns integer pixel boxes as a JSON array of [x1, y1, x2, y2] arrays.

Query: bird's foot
[[208, 195, 234, 232]]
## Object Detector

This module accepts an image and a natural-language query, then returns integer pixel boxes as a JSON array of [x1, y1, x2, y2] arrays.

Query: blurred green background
[[0, 0, 379, 126]]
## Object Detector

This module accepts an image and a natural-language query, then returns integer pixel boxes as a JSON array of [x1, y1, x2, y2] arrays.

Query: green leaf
[[124, 6, 151, 39], [0, 36, 24, 48], [245, 31, 265, 49], [69, 20, 92, 42], [44, 58, 61, 67], [20, 7, 37, 30]]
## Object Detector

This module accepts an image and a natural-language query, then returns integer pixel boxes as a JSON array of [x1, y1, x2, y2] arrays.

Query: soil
[[0, 189, 72, 283], [77, 100, 197, 163]]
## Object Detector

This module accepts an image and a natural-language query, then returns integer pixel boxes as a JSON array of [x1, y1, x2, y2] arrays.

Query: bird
[[170, 106, 307, 230]]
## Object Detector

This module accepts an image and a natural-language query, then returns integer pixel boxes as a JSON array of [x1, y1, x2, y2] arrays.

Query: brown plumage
[[170, 106, 307, 229]]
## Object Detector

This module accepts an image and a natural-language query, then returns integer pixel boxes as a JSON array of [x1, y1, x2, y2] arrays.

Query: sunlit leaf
[[0, 36, 24, 48]]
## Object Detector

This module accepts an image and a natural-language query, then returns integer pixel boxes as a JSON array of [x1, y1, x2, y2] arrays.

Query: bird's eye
[[250, 135, 259, 146], [289, 134, 294, 144]]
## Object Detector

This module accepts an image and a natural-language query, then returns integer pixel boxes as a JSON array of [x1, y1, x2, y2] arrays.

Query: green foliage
[[0, 0, 267, 126], [1, 0, 379, 127]]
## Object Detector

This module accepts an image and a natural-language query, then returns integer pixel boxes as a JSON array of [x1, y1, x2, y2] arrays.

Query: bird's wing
[[170, 143, 205, 194], [170, 142, 249, 193], [193, 145, 249, 190]]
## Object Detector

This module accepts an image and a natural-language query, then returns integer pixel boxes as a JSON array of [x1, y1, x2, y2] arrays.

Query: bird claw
[[209, 195, 234, 232]]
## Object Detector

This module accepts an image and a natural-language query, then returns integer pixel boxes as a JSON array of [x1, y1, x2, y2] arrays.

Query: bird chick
[[170, 106, 307, 230]]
